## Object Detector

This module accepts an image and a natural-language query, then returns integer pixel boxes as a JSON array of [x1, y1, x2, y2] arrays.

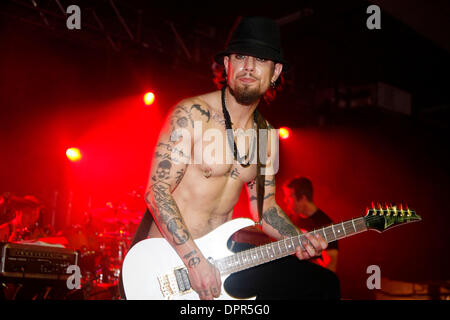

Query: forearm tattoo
[[145, 182, 191, 246], [167, 217, 190, 245], [250, 192, 275, 202], [183, 250, 201, 268], [262, 206, 299, 237], [264, 176, 275, 187]]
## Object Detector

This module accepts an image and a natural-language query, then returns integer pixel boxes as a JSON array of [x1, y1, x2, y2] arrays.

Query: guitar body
[[122, 203, 421, 300], [122, 218, 256, 300]]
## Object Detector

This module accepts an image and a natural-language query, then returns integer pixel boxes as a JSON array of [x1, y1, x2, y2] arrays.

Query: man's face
[[283, 187, 302, 215], [224, 54, 282, 105]]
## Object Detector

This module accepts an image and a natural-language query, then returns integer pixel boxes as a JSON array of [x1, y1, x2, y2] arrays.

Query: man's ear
[[271, 62, 283, 83]]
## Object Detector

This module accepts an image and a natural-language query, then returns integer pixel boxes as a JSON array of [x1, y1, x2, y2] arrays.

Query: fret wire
[[341, 222, 347, 236], [324, 227, 334, 241], [342, 222, 348, 233], [249, 248, 254, 263], [320, 228, 327, 242], [241, 251, 246, 265], [331, 225, 337, 239], [269, 243, 275, 258], [298, 234, 305, 250], [285, 238, 291, 253], [351, 218, 357, 233], [283, 238, 289, 253], [244, 250, 249, 265], [265, 244, 270, 259], [259, 246, 265, 261], [346, 222, 355, 234], [251, 247, 258, 261], [290, 236, 295, 250], [269, 243, 275, 257]]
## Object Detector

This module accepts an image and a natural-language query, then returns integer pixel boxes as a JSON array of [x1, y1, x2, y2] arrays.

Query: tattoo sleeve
[[144, 101, 205, 266], [146, 182, 191, 246], [262, 206, 300, 238]]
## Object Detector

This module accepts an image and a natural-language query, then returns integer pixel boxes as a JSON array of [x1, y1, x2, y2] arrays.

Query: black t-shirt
[[293, 209, 338, 250]]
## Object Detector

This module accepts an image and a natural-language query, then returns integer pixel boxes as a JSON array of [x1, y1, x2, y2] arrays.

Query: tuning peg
[[392, 205, 398, 216], [399, 203, 405, 216], [385, 202, 391, 216], [371, 202, 377, 215], [377, 202, 383, 215], [406, 203, 412, 217]]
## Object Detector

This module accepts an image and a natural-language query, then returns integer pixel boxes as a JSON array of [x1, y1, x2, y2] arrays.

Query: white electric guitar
[[122, 204, 421, 300]]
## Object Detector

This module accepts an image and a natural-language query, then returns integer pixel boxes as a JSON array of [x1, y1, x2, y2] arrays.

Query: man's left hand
[[295, 233, 328, 260]]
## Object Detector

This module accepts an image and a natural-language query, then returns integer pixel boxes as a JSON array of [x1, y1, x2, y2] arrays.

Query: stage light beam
[[143, 92, 155, 106], [66, 147, 82, 162], [279, 127, 291, 140]]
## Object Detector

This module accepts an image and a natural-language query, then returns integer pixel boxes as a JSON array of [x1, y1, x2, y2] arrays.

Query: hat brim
[[214, 45, 289, 71]]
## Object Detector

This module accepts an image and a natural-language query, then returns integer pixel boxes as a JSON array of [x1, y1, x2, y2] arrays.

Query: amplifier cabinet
[[0, 242, 78, 281]]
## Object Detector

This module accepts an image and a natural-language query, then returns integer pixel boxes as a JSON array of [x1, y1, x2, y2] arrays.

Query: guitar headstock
[[364, 202, 422, 232]]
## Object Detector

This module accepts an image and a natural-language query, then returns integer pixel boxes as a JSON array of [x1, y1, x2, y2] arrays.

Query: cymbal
[[1, 194, 41, 227], [2, 193, 41, 209]]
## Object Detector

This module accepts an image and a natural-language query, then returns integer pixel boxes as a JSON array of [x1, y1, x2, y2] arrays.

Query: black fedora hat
[[214, 16, 289, 71]]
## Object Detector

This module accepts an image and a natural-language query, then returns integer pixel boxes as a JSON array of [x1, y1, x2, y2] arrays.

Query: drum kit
[[0, 190, 144, 300]]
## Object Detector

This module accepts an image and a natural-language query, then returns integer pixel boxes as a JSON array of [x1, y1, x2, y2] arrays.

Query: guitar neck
[[216, 217, 368, 276]]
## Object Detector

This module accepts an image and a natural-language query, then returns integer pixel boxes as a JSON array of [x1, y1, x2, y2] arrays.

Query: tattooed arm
[[247, 175, 299, 239], [247, 175, 328, 260], [246, 121, 327, 260], [145, 100, 221, 300]]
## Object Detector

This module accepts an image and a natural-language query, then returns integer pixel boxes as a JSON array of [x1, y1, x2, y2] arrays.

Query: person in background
[[284, 177, 339, 273]]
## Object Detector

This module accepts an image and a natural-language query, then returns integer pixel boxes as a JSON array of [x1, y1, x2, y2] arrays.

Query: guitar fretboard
[[215, 217, 367, 275]]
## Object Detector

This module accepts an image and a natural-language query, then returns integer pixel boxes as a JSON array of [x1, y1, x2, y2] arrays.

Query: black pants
[[223, 242, 341, 300]]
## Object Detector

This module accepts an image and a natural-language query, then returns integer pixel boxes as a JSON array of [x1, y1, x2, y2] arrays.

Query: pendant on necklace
[[203, 167, 212, 178]]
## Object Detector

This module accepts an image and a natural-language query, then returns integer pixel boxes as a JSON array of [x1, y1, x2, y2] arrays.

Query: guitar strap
[[119, 109, 268, 299], [254, 109, 267, 225]]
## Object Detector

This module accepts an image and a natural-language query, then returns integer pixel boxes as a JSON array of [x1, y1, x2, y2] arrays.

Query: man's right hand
[[187, 256, 222, 300]]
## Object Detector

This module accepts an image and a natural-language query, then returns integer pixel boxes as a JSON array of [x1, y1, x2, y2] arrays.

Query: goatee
[[228, 85, 262, 106]]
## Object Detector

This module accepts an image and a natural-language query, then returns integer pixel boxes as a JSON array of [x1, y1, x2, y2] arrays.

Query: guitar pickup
[[174, 267, 191, 292]]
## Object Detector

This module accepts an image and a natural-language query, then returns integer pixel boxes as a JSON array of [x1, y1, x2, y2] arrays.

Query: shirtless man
[[144, 17, 329, 300]]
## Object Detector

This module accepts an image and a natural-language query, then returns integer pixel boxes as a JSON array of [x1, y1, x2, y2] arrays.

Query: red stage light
[[66, 147, 82, 162], [143, 92, 155, 105], [279, 127, 291, 140]]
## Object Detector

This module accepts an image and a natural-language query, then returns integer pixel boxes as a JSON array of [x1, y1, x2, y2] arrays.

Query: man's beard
[[229, 83, 263, 105]]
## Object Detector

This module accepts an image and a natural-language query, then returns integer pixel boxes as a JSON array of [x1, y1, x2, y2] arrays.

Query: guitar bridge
[[157, 266, 192, 299]]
